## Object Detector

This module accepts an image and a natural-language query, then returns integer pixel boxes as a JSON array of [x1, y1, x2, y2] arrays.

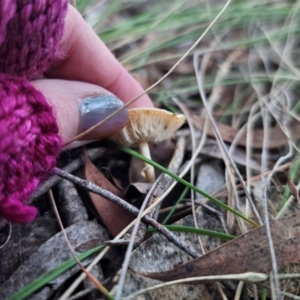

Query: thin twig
[[124, 273, 268, 300], [32, 148, 105, 199], [115, 175, 163, 300], [247, 49, 280, 299], [193, 52, 263, 226], [245, 104, 261, 224], [171, 97, 205, 253], [54, 167, 200, 259], [48, 190, 112, 299]]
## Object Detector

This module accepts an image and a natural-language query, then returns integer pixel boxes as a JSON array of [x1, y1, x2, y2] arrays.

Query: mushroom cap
[[110, 108, 186, 146]]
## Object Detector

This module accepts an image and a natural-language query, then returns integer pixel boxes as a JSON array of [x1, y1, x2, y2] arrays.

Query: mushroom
[[110, 108, 186, 183]]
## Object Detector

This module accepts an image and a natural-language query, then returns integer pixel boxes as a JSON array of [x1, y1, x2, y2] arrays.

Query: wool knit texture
[[0, 0, 68, 78], [0, 0, 68, 223]]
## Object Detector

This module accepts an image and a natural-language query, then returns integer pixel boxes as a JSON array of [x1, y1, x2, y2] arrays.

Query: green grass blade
[[119, 146, 258, 227], [147, 225, 235, 240], [8, 245, 105, 300]]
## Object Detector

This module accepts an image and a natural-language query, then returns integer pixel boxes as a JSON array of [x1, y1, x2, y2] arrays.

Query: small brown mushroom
[[110, 108, 186, 183]]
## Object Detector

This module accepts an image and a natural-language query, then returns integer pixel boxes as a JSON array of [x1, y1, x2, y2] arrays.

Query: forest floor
[[2, 1, 300, 299]]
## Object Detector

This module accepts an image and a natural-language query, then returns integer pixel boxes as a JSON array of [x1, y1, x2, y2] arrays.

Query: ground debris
[[0, 221, 107, 300]]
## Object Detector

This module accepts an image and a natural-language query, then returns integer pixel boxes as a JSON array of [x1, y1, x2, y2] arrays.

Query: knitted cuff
[[0, 75, 61, 223], [0, 0, 68, 79]]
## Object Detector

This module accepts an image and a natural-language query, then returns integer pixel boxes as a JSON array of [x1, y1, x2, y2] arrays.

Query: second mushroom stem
[[138, 141, 155, 183]]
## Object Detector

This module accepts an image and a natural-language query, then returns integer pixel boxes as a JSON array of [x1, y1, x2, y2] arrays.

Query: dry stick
[[249, 82, 280, 298], [193, 52, 263, 226], [246, 45, 281, 299], [196, 48, 257, 230], [261, 108, 280, 300], [124, 273, 269, 300], [48, 190, 110, 297], [245, 104, 261, 224], [198, 48, 242, 239], [171, 97, 206, 254], [125, 273, 300, 300], [54, 167, 200, 259], [32, 148, 105, 199], [64, 0, 232, 146], [265, 5, 300, 297], [115, 175, 164, 300], [175, 89, 228, 298], [226, 104, 261, 232], [255, 42, 297, 184], [207, 49, 243, 230]]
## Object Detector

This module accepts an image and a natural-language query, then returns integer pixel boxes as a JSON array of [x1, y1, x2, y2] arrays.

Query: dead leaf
[[140, 212, 300, 282], [84, 148, 134, 236], [192, 115, 300, 149]]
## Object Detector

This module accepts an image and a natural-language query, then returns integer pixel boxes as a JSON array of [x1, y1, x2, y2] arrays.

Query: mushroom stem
[[138, 141, 156, 183]]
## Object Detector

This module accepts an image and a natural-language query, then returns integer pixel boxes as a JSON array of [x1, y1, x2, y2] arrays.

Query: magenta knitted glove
[[0, 0, 68, 78], [0, 0, 68, 223], [0, 75, 61, 223]]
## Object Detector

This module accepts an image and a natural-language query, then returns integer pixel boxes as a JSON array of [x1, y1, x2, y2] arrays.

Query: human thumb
[[31, 79, 128, 149]]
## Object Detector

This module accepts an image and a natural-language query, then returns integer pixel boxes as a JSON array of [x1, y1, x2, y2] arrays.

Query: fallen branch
[[54, 167, 201, 259]]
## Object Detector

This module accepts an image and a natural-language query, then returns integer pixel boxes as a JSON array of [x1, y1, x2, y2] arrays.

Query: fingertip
[[79, 95, 128, 140], [31, 79, 128, 145]]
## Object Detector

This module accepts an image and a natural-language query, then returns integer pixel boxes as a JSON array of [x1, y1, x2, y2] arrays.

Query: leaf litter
[[0, 221, 108, 300], [140, 211, 300, 282], [2, 1, 300, 299]]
